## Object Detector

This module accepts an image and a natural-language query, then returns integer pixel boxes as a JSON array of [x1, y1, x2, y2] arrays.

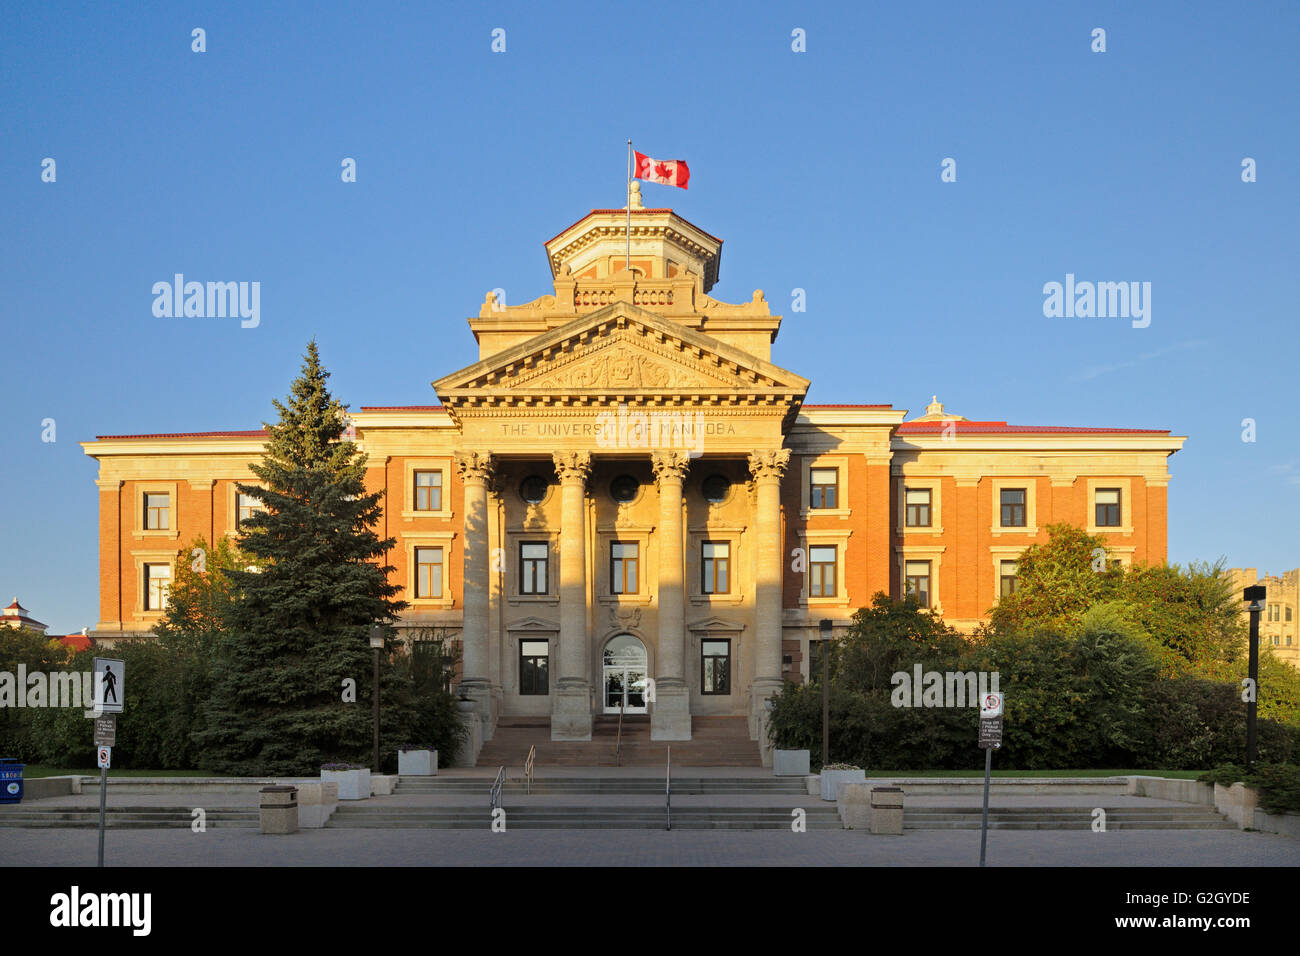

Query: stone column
[[748, 449, 791, 741], [552, 451, 593, 741], [650, 450, 692, 741], [455, 451, 495, 739]]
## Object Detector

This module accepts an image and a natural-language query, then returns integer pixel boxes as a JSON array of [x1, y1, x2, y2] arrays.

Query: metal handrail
[[523, 746, 535, 795], [665, 745, 672, 831], [615, 699, 625, 767], [489, 765, 506, 811]]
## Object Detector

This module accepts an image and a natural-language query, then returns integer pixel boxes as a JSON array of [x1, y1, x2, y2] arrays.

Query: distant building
[[1, 597, 93, 652], [1225, 569, 1299, 668]]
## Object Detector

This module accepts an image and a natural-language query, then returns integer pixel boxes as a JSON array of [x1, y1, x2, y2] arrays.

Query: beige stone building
[[1226, 568, 1299, 668], [81, 188, 1185, 759]]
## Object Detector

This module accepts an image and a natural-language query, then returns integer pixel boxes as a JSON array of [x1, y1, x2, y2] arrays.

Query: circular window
[[702, 474, 731, 503], [520, 476, 548, 504], [610, 475, 639, 503]]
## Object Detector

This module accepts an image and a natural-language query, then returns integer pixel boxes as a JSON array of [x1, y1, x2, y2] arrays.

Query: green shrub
[[1198, 763, 1300, 814]]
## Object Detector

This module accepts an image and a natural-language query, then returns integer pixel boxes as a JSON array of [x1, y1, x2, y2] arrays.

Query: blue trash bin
[[0, 760, 24, 803]]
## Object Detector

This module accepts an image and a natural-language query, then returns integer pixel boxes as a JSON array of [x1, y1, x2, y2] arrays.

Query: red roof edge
[[94, 429, 269, 440], [896, 421, 1171, 435], [358, 405, 445, 412]]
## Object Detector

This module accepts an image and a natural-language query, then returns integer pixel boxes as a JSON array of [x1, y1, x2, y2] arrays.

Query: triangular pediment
[[434, 301, 809, 413]]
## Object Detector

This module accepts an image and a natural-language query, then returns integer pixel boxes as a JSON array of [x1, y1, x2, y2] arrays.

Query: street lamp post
[[1243, 585, 1266, 771], [369, 625, 384, 773], [819, 618, 832, 769]]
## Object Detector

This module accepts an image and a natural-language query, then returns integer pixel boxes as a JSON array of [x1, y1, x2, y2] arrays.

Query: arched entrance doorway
[[602, 634, 648, 714]]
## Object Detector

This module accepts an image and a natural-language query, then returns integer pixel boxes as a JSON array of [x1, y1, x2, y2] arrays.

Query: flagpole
[[626, 139, 632, 273]]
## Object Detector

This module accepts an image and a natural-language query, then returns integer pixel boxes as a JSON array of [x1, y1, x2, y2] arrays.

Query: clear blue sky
[[2, 1, 1296, 634]]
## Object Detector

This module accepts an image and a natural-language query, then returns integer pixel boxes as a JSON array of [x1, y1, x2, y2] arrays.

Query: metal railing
[[523, 746, 535, 795], [615, 699, 625, 767], [665, 745, 672, 831], [489, 766, 506, 811]]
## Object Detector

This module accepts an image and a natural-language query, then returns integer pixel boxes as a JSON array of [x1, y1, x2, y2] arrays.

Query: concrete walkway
[[3, 825, 1296, 867]]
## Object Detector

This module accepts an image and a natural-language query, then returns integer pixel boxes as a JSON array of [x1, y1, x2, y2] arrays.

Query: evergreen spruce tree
[[196, 341, 405, 774]]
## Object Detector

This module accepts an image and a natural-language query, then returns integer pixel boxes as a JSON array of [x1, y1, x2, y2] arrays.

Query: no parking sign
[[97, 746, 111, 770]]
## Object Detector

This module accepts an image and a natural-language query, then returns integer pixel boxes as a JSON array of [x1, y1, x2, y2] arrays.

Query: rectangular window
[[905, 488, 932, 527], [999, 560, 1019, 599], [237, 492, 263, 525], [905, 560, 931, 608], [1000, 488, 1026, 528], [702, 541, 730, 594], [414, 471, 442, 512], [144, 493, 170, 530], [809, 545, 837, 597], [701, 639, 731, 695], [144, 563, 171, 611], [1288, 607, 1294, 623], [519, 639, 549, 696], [810, 468, 838, 509], [1095, 488, 1122, 527], [611, 542, 638, 594], [519, 542, 549, 595], [415, 547, 443, 598], [1268, 604, 1280, 623]]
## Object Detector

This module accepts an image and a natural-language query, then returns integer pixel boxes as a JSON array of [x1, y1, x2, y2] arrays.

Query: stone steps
[[903, 806, 1235, 831], [326, 805, 842, 829], [395, 777, 806, 794], [0, 807, 258, 829], [476, 715, 761, 768]]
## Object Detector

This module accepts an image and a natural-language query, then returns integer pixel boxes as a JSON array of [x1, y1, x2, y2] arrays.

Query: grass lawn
[[829, 769, 1205, 779], [18, 766, 210, 779]]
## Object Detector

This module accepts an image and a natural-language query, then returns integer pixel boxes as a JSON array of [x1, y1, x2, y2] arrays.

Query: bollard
[[259, 785, 298, 835], [869, 786, 904, 835]]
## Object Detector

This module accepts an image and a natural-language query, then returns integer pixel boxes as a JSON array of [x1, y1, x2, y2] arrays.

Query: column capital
[[455, 450, 496, 485], [747, 448, 791, 481], [650, 449, 691, 484], [552, 450, 592, 483]]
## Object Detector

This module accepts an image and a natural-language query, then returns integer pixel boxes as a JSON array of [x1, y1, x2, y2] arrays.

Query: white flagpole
[[626, 139, 632, 272]]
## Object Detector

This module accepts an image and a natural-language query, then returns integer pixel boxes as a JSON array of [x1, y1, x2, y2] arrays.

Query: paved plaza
[[3, 822, 1296, 867]]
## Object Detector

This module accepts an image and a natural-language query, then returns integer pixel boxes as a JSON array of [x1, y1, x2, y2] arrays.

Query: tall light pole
[[369, 625, 384, 772], [1243, 585, 1265, 770], [819, 619, 832, 769]]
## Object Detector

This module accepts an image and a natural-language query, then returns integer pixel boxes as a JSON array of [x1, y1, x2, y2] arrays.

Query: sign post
[[978, 692, 1003, 868], [90, 658, 125, 867]]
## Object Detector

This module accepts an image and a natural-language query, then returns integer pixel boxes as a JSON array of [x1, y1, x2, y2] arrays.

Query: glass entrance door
[[602, 634, 648, 714]]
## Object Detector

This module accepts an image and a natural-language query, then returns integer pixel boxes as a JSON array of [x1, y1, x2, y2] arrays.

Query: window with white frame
[[144, 563, 171, 611]]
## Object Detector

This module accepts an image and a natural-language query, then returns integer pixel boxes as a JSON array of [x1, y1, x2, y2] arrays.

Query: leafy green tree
[[834, 592, 971, 694], [988, 523, 1115, 634], [1113, 561, 1245, 675], [195, 341, 406, 775], [153, 534, 250, 644]]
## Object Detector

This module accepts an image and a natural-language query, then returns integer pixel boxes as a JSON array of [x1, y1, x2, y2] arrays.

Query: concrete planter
[[322, 768, 371, 801], [773, 750, 810, 777], [820, 768, 866, 801], [398, 749, 437, 776], [837, 782, 871, 829]]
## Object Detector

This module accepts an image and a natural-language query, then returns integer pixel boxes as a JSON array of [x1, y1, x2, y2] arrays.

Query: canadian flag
[[634, 150, 690, 189]]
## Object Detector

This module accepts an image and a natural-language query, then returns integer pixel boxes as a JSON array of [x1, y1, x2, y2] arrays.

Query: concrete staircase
[[905, 805, 1236, 831], [475, 715, 761, 768], [0, 806, 259, 829], [327, 804, 840, 829], [395, 775, 806, 795]]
